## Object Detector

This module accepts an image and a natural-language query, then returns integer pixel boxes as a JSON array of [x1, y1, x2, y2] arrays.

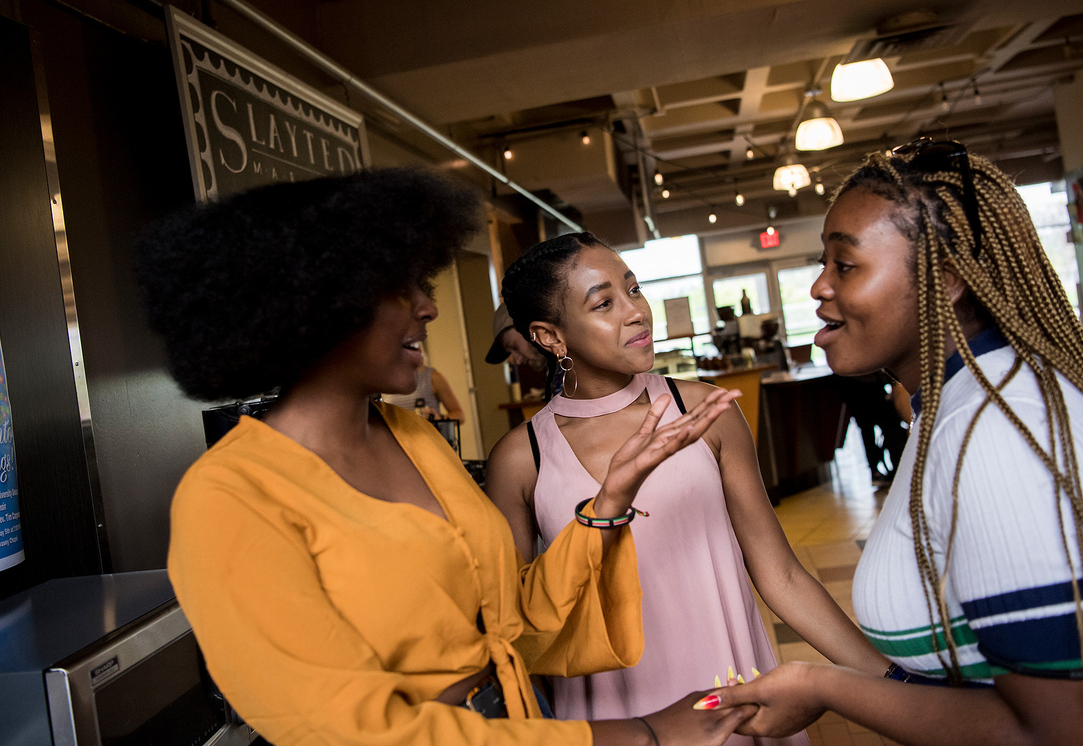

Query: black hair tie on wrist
[[636, 716, 660, 746]]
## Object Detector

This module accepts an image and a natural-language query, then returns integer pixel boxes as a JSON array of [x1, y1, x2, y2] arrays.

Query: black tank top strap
[[526, 420, 541, 471], [664, 376, 687, 414]]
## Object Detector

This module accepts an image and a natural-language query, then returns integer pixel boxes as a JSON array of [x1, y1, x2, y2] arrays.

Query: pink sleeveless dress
[[532, 374, 809, 745]]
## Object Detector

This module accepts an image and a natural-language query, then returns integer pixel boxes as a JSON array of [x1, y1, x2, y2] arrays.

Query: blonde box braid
[[837, 149, 1083, 683]]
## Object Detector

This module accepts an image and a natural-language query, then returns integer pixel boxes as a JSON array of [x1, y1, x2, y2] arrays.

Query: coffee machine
[[711, 306, 741, 357]]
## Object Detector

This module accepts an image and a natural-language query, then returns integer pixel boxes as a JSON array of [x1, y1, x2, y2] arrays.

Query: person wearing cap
[[486, 303, 547, 371], [488, 303, 555, 400]]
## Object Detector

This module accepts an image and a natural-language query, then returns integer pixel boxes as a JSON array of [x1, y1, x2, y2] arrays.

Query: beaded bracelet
[[573, 498, 648, 529]]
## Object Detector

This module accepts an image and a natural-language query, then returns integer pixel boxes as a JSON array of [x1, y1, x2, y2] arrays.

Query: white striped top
[[853, 329, 1083, 683]]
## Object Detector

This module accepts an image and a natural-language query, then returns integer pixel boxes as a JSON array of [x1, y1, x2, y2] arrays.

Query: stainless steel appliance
[[0, 570, 257, 746]]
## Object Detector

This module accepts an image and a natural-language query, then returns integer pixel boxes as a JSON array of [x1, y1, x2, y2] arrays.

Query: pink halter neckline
[[547, 374, 648, 418]]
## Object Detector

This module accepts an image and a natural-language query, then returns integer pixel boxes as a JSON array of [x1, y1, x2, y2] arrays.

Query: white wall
[[702, 215, 824, 269], [428, 262, 483, 461]]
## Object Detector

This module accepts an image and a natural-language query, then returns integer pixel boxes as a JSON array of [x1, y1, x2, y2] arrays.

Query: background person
[[383, 362, 465, 422], [487, 302, 553, 399], [487, 232, 887, 742], [488, 303, 548, 372], [710, 141, 1083, 744], [136, 167, 753, 746]]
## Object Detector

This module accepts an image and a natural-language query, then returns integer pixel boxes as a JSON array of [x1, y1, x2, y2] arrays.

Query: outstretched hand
[[594, 387, 741, 518]]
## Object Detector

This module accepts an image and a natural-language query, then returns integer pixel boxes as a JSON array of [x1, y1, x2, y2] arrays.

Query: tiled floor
[[753, 423, 903, 746]]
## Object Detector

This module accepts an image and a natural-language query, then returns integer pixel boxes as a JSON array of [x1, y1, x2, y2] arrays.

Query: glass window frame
[[704, 260, 781, 326], [621, 237, 718, 357]]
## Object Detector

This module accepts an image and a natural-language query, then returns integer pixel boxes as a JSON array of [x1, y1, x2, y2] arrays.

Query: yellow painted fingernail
[[752, 667, 761, 678], [727, 665, 735, 681], [737, 674, 745, 683], [714, 674, 722, 688]]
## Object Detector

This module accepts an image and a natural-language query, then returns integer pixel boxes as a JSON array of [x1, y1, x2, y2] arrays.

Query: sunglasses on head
[[891, 138, 983, 260]]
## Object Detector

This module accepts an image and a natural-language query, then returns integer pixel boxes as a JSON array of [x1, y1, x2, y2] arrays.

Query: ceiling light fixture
[[971, 79, 982, 106], [580, 131, 591, 145], [746, 147, 755, 160], [503, 147, 513, 160], [830, 58, 894, 102], [788, 187, 797, 197], [773, 163, 811, 192], [815, 180, 825, 196], [795, 94, 844, 151], [708, 212, 717, 224], [654, 173, 664, 185], [938, 82, 949, 112], [735, 192, 745, 206], [661, 189, 670, 199], [766, 225, 776, 236]]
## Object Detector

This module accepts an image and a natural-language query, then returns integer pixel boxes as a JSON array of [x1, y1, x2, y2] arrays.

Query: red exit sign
[[759, 230, 780, 249]]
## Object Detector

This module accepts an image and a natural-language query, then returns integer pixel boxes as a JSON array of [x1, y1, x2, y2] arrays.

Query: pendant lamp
[[795, 100, 844, 151], [773, 163, 811, 192], [830, 59, 894, 102]]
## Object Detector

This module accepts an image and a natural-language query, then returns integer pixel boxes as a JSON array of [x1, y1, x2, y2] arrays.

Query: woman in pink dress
[[486, 233, 887, 744]]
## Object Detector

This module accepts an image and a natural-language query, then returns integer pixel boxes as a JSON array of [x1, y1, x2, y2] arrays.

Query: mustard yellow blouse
[[168, 405, 643, 745]]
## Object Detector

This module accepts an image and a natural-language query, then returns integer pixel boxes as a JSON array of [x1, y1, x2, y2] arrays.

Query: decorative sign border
[[165, 7, 369, 201]]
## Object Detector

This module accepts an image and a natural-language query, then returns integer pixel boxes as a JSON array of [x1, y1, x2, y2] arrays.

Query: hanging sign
[[0, 340, 24, 572], [165, 7, 370, 202]]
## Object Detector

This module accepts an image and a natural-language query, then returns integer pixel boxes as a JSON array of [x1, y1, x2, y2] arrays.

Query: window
[[777, 263, 826, 365], [711, 273, 770, 317], [621, 235, 712, 355], [622, 235, 702, 281], [1017, 183, 1079, 314], [640, 275, 710, 339]]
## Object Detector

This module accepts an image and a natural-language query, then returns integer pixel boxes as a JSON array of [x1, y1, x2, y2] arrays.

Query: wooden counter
[[498, 399, 545, 428], [756, 366, 848, 502], [697, 364, 777, 444]]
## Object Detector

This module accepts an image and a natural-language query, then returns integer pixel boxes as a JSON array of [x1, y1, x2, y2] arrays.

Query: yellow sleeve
[[169, 477, 591, 746], [514, 499, 644, 677]]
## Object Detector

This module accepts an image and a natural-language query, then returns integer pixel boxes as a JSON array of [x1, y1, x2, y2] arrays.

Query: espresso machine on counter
[[709, 306, 788, 371]]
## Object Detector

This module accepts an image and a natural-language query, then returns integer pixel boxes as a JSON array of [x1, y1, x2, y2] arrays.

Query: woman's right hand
[[590, 691, 757, 746], [594, 387, 741, 518]]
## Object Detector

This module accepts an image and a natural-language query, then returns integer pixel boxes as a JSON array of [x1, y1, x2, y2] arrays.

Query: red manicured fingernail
[[693, 694, 721, 710]]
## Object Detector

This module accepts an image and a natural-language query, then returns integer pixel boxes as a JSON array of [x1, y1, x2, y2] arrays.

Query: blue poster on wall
[[0, 340, 23, 571]]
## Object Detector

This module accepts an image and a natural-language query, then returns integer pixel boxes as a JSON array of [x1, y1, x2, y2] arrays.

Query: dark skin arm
[[486, 422, 541, 561], [591, 693, 756, 746], [430, 368, 465, 422], [710, 661, 1083, 746], [675, 378, 888, 675]]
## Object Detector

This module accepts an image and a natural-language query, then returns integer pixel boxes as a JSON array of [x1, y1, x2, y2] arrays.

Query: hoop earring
[[559, 354, 577, 397]]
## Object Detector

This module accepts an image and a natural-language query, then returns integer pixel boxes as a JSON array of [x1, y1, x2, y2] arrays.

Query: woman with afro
[[136, 167, 753, 746]]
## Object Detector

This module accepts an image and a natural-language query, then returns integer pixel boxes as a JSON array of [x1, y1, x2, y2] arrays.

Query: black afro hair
[[135, 167, 482, 401]]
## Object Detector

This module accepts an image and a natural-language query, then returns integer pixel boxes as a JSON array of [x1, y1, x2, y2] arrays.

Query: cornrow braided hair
[[836, 149, 1083, 684], [500, 232, 612, 370]]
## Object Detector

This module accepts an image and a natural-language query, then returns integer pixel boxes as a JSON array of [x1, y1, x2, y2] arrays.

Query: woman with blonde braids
[[709, 139, 1083, 744]]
